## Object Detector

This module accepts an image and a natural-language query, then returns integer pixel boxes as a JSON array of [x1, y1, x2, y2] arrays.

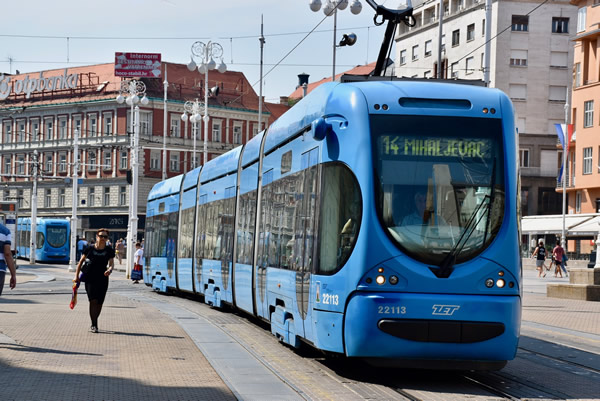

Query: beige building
[[395, 0, 577, 216]]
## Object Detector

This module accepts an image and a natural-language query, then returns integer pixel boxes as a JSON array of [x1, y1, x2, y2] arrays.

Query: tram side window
[[258, 170, 275, 268], [318, 163, 362, 275], [221, 188, 236, 262], [144, 215, 154, 263], [36, 232, 44, 249], [236, 191, 256, 265], [156, 214, 168, 257], [196, 195, 207, 264], [179, 206, 194, 258], [204, 200, 224, 260], [167, 211, 178, 260]]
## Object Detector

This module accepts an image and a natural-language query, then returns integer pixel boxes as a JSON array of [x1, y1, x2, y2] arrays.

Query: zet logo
[[432, 304, 460, 316]]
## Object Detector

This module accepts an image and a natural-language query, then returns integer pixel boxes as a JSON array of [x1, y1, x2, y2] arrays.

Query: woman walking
[[74, 228, 115, 333], [531, 239, 547, 278]]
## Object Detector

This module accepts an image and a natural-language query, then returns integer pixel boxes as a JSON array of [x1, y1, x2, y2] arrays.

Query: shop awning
[[521, 214, 597, 235], [568, 215, 600, 236]]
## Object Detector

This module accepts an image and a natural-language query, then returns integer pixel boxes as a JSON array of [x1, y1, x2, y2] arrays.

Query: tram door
[[295, 149, 318, 339]]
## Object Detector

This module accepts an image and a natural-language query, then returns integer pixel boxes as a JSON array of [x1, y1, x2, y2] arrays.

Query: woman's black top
[[83, 245, 115, 277], [536, 246, 546, 260]]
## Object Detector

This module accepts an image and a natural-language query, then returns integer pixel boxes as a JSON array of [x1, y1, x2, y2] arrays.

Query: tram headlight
[[389, 275, 399, 285], [485, 278, 494, 288], [376, 275, 386, 285], [496, 279, 505, 288]]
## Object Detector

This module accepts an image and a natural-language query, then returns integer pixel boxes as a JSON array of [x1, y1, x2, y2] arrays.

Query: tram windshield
[[372, 115, 505, 266], [46, 225, 68, 248]]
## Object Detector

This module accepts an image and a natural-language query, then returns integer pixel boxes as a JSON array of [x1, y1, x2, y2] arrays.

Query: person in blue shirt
[[0, 223, 17, 295]]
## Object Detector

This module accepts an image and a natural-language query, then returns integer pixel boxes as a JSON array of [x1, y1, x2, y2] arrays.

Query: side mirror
[[312, 117, 332, 141]]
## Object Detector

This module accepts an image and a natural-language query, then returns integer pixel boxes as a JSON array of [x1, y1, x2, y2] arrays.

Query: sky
[[1, 0, 398, 103]]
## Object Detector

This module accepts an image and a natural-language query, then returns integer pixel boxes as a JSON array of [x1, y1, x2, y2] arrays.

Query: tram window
[[36, 232, 44, 249], [317, 163, 362, 275]]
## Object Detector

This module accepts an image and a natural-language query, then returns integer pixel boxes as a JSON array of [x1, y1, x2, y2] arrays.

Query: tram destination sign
[[115, 52, 162, 78], [380, 135, 492, 159]]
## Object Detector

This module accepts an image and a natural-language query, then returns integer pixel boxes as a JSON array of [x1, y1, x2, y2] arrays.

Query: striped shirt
[[0, 223, 11, 272]]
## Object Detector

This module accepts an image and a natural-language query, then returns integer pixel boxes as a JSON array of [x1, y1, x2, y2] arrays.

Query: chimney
[[297, 73, 309, 88], [279, 96, 289, 104]]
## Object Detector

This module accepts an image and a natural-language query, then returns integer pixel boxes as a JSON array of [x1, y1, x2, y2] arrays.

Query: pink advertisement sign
[[114, 52, 162, 78]]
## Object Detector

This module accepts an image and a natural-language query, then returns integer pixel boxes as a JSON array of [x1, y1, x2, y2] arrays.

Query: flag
[[554, 123, 574, 182]]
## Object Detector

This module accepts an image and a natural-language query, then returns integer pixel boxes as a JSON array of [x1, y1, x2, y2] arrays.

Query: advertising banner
[[115, 52, 162, 78]]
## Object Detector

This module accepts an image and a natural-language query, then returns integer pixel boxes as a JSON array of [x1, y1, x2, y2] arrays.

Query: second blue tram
[[16, 218, 70, 263], [145, 79, 521, 370]]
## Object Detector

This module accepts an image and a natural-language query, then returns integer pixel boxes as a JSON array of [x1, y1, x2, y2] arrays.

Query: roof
[[567, 215, 600, 236], [264, 102, 290, 121], [521, 214, 599, 236], [288, 61, 380, 99]]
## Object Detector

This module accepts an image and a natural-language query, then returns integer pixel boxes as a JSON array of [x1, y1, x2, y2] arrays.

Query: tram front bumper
[[344, 291, 521, 362]]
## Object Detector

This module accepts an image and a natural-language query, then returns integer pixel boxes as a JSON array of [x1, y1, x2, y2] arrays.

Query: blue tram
[[16, 218, 70, 263], [145, 79, 521, 370]]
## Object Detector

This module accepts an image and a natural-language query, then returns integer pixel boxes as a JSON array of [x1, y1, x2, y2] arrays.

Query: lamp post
[[68, 130, 79, 272], [181, 99, 203, 168], [187, 41, 227, 165], [116, 79, 148, 279], [309, 0, 362, 81]]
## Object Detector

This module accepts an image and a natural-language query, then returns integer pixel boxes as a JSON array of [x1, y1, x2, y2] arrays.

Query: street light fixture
[[116, 79, 147, 279], [181, 99, 204, 168], [187, 41, 227, 165], [309, 0, 362, 81]]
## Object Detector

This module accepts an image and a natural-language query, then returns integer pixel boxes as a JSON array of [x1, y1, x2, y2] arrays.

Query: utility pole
[[30, 150, 38, 264], [69, 129, 79, 272]]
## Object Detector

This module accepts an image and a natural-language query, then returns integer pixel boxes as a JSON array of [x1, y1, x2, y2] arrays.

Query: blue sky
[[1, 0, 395, 102]]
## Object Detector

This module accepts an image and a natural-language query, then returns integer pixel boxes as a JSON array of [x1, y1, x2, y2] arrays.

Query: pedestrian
[[77, 236, 88, 261], [73, 228, 115, 333], [115, 238, 124, 265], [531, 239, 547, 278], [0, 222, 17, 295], [132, 242, 144, 284], [552, 241, 566, 278]]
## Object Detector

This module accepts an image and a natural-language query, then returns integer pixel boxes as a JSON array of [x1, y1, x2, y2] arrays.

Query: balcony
[[556, 175, 576, 189]]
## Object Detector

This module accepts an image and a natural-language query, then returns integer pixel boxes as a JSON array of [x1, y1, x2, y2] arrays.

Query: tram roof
[[182, 166, 201, 191], [147, 174, 183, 201], [200, 145, 243, 184], [241, 130, 265, 167]]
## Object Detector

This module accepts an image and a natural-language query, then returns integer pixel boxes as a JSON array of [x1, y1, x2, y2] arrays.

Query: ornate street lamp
[[116, 79, 148, 279], [187, 41, 227, 165], [181, 99, 204, 168]]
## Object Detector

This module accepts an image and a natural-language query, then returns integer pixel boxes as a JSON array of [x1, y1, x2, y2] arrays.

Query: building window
[[577, 7, 586, 33], [451, 62, 459, 78], [233, 125, 242, 144], [3, 190, 9, 201], [584, 100, 594, 127], [59, 154, 67, 172], [120, 150, 128, 169], [59, 188, 65, 207], [467, 23, 475, 41], [482, 19, 485, 36], [44, 189, 52, 208], [3, 123, 11, 143], [576, 191, 581, 213], [88, 187, 95, 207], [45, 155, 53, 173], [140, 112, 152, 136], [32, 121, 39, 140], [88, 150, 97, 171], [465, 57, 474, 74], [400, 49, 407, 65], [103, 115, 112, 135], [412, 44, 419, 60], [575, 63, 581, 87], [191, 154, 200, 169], [17, 190, 23, 209], [89, 115, 97, 137], [17, 122, 25, 142], [150, 151, 160, 170], [550, 51, 568, 68], [552, 17, 569, 34], [170, 115, 180, 138], [45, 120, 53, 140], [512, 15, 529, 32], [170, 153, 180, 172], [3, 155, 10, 174], [583, 147, 593, 174], [103, 187, 110, 206], [509, 84, 527, 100], [74, 117, 81, 136], [59, 118, 67, 139], [424, 40, 432, 57], [103, 150, 112, 170], [16, 155, 24, 174], [510, 49, 528, 66], [549, 86, 567, 102], [212, 121, 222, 142], [452, 29, 460, 46], [520, 149, 530, 168], [119, 186, 126, 205]]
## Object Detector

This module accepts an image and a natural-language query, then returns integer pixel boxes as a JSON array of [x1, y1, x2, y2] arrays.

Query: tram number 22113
[[378, 305, 407, 315], [322, 293, 339, 305]]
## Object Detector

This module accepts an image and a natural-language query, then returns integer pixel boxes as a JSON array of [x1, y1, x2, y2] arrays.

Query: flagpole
[[561, 88, 569, 251]]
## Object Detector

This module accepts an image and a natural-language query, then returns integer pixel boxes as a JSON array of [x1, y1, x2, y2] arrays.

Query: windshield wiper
[[430, 194, 491, 278]]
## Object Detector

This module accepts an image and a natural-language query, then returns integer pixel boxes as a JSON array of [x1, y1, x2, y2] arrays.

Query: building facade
[[395, 0, 577, 216], [0, 62, 287, 244]]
